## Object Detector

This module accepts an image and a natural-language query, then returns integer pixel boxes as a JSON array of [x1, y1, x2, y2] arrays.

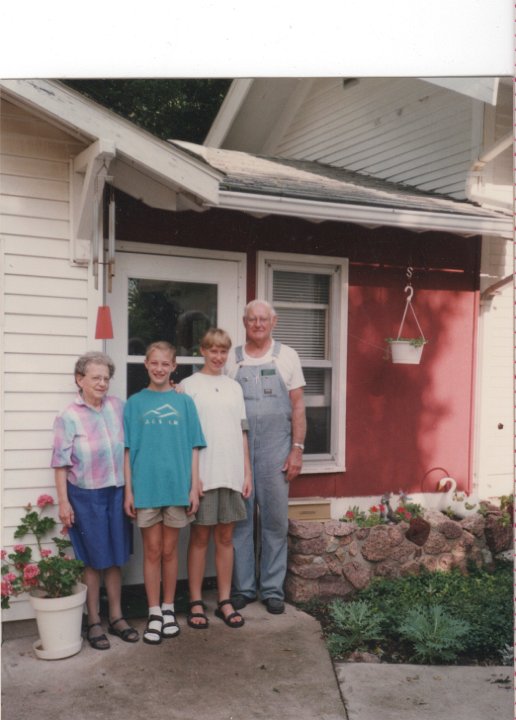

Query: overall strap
[[272, 341, 282, 358], [235, 345, 244, 363]]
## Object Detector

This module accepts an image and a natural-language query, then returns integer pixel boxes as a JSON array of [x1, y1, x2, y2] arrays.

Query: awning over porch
[[172, 141, 512, 239]]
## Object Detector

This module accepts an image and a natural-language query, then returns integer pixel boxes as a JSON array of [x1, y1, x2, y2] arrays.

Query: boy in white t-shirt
[[181, 329, 252, 629]]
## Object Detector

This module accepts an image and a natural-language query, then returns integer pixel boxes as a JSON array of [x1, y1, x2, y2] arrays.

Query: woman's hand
[[58, 500, 75, 528], [124, 490, 136, 519]]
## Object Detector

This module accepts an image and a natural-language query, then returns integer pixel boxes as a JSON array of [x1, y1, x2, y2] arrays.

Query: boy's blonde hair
[[145, 341, 177, 362], [200, 328, 232, 350]]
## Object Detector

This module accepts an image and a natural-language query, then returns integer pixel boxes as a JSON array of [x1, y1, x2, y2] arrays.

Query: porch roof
[[172, 141, 512, 238]]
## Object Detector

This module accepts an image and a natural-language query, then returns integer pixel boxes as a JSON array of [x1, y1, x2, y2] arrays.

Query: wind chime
[[93, 174, 116, 340]]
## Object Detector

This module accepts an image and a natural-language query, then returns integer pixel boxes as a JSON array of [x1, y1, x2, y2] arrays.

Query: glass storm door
[[106, 247, 245, 584], [107, 248, 245, 401]]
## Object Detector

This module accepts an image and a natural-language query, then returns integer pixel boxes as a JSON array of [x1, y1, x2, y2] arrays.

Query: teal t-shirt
[[124, 388, 206, 508]]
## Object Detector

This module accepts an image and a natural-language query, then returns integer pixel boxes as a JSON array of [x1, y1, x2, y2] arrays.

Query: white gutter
[[214, 191, 512, 239]]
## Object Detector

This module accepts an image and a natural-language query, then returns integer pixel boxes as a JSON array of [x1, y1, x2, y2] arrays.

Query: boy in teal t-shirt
[[124, 341, 206, 645]]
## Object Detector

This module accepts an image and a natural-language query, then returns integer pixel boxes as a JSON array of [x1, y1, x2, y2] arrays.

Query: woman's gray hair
[[74, 352, 115, 379], [244, 299, 277, 319]]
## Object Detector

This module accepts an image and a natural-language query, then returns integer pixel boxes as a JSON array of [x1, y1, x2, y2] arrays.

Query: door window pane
[[128, 279, 217, 356]]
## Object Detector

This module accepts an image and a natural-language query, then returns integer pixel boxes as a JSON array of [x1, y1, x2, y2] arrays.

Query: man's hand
[[282, 446, 303, 483]]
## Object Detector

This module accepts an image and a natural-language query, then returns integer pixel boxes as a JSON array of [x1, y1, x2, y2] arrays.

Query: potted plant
[[1, 494, 86, 660], [386, 336, 428, 364]]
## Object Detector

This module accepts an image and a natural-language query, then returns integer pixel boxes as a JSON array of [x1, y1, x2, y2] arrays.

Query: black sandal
[[161, 609, 180, 638], [87, 622, 110, 650], [143, 614, 163, 645], [214, 599, 245, 629], [108, 617, 140, 643], [187, 600, 209, 629]]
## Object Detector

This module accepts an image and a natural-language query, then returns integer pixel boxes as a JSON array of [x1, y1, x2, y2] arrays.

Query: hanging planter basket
[[388, 338, 425, 364], [386, 286, 427, 365]]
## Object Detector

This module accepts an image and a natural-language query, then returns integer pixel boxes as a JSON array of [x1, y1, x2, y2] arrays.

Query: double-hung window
[[257, 251, 348, 473]]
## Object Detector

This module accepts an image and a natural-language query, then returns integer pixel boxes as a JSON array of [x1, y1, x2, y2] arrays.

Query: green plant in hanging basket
[[385, 337, 427, 348]]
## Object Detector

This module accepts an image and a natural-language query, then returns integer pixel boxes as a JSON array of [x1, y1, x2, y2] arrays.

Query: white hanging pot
[[30, 582, 87, 660], [388, 339, 425, 365], [386, 285, 427, 365]]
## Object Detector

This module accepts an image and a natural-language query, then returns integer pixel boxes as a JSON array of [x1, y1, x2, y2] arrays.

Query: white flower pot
[[389, 340, 425, 365], [30, 582, 87, 660]]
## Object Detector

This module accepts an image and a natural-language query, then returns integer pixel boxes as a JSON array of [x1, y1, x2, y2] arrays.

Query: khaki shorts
[[136, 505, 194, 529]]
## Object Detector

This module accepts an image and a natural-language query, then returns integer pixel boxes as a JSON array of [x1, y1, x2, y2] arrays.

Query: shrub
[[398, 604, 470, 663], [326, 599, 385, 656], [307, 562, 512, 664]]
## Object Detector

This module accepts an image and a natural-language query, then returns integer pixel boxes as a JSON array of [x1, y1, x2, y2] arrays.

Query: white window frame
[[257, 251, 348, 474]]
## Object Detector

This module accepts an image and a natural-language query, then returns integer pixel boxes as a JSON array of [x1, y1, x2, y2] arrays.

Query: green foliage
[[327, 600, 384, 656], [64, 79, 231, 143], [14, 511, 55, 541], [308, 563, 512, 664], [36, 551, 84, 600], [385, 337, 427, 347], [398, 604, 470, 663]]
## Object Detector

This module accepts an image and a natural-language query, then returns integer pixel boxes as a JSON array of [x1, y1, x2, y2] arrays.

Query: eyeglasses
[[245, 316, 272, 325]]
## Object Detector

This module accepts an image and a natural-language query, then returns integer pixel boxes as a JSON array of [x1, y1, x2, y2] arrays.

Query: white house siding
[[474, 235, 513, 500], [272, 77, 482, 199], [1, 99, 90, 620]]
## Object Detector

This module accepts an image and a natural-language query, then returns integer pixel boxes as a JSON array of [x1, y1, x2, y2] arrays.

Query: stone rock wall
[[286, 508, 509, 603]]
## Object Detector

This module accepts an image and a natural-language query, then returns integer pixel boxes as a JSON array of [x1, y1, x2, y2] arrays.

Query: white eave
[[0, 79, 222, 206], [215, 191, 512, 238]]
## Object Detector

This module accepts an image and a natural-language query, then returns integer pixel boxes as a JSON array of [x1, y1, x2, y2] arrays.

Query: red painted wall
[[116, 195, 480, 499]]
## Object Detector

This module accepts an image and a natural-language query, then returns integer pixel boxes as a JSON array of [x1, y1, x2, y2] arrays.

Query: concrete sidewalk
[[2, 594, 513, 720], [2, 593, 346, 720]]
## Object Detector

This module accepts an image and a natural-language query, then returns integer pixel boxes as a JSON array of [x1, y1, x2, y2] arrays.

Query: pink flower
[[13, 544, 26, 554], [23, 564, 40, 581], [37, 494, 54, 509], [1, 579, 13, 597], [4, 573, 17, 582], [0, 550, 6, 560], [40, 549, 52, 558], [379, 504, 386, 512]]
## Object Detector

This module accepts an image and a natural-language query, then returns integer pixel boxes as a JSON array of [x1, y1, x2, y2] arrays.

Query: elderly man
[[225, 300, 306, 614]]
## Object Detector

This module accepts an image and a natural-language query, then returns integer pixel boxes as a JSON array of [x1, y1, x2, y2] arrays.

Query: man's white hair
[[244, 299, 277, 318]]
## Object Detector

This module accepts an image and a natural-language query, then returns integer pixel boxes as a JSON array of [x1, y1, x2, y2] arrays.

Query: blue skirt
[[67, 484, 133, 570]]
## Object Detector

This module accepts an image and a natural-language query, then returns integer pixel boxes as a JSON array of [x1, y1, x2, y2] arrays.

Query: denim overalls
[[232, 341, 292, 601]]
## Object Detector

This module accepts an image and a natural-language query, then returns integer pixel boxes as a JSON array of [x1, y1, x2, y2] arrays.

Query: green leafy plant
[[326, 599, 385, 656], [301, 563, 512, 664], [385, 337, 427, 348], [1, 495, 84, 608], [398, 604, 470, 663]]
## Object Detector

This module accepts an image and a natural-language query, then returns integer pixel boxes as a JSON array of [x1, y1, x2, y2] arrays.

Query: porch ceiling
[[172, 141, 512, 239]]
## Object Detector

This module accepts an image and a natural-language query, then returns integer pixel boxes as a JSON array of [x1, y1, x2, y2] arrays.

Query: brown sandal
[[187, 600, 209, 629]]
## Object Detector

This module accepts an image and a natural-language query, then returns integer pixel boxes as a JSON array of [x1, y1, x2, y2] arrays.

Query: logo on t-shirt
[[143, 404, 180, 425]]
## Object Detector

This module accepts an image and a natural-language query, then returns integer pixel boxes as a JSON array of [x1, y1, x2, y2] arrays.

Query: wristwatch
[[292, 443, 305, 451]]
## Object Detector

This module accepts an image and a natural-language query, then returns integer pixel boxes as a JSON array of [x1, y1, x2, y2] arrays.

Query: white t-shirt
[[180, 372, 247, 493], [225, 341, 306, 392]]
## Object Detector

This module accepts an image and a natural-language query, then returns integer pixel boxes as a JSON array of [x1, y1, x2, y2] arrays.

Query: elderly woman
[[51, 352, 138, 650]]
